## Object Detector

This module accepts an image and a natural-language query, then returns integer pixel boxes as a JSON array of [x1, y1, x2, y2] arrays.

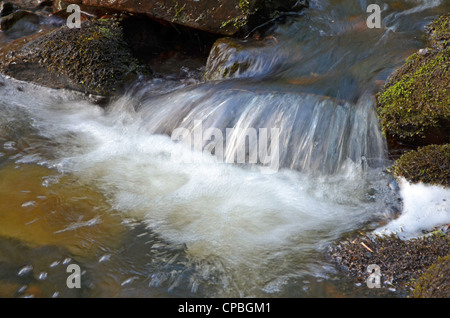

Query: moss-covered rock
[[0, 18, 150, 96], [376, 14, 450, 147], [425, 13, 450, 50], [412, 255, 450, 298], [389, 144, 450, 187], [376, 47, 449, 146]]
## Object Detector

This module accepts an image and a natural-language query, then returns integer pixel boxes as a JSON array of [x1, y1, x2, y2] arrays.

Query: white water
[[0, 76, 397, 296], [375, 178, 450, 239]]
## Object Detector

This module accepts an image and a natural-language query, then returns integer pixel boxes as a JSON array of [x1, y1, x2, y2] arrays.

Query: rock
[[63, 0, 309, 36], [0, 10, 39, 33], [1, 2, 16, 17], [376, 14, 449, 148], [0, 163, 126, 257], [389, 144, 450, 188], [204, 35, 282, 81], [425, 13, 450, 51], [0, 18, 151, 96], [412, 256, 450, 298], [0, 238, 86, 297]]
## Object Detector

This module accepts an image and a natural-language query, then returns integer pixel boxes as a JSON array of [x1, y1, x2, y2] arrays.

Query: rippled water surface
[[0, 0, 449, 298]]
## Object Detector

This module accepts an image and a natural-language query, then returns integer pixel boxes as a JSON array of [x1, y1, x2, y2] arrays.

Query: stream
[[0, 0, 449, 298]]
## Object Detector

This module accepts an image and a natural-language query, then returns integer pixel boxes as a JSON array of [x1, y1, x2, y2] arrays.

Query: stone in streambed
[[204, 35, 282, 81], [0, 163, 126, 258]]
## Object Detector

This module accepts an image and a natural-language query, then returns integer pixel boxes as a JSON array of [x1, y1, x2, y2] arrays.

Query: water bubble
[[50, 261, 60, 268], [98, 254, 111, 263], [21, 201, 37, 208], [18, 265, 33, 276], [121, 277, 138, 286], [3, 141, 17, 151], [37, 272, 48, 280]]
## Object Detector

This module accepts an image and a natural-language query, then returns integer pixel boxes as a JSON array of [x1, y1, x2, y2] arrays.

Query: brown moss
[[390, 144, 450, 187], [412, 255, 450, 298]]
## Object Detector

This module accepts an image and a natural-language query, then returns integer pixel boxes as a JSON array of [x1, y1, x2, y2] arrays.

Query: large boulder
[[376, 14, 450, 148], [0, 18, 150, 96], [63, 0, 308, 36]]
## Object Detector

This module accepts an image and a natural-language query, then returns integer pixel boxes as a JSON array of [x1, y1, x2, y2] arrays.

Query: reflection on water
[[0, 0, 448, 298]]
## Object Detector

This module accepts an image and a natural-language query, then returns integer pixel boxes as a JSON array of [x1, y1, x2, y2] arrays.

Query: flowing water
[[0, 0, 449, 298]]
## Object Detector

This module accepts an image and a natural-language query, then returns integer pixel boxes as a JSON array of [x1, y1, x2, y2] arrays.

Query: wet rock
[[0, 163, 126, 257], [425, 13, 450, 51], [0, 237, 86, 297], [0, 18, 151, 96], [389, 144, 450, 188], [204, 35, 282, 81], [120, 14, 216, 78], [63, 0, 309, 36], [0, 10, 39, 33], [376, 14, 450, 149], [412, 256, 450, 298], [1, 2, 16, 16]]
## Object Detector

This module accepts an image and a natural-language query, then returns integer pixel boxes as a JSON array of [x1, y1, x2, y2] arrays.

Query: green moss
[[24, 18, 149, 96], [412, 256, 450, 298], [390, 144, 450, 187], [173, 2, 186, 22], [376, 47, 450, 141], [220, 0, 253, 29], [425, 13, 450, 50], [239, 0, 251, 15]]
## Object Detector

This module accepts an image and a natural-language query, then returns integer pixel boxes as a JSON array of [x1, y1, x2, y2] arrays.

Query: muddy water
[[0, 0, 448, 298]]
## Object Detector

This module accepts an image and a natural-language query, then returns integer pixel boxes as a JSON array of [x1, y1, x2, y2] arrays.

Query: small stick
[[361, 242, 374, 253]]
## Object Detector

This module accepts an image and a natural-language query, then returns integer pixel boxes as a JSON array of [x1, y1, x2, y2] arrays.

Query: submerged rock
[[63, 0, 309, 36], [376, 14, 450, 148], [0, 18, 150, 96], [0, 163, 126, 257]]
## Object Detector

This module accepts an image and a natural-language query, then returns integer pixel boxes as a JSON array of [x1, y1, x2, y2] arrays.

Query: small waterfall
[[122, 81, 387, 175]]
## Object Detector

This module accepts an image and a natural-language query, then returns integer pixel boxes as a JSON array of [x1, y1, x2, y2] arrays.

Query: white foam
[[375, 178, 450, 239]]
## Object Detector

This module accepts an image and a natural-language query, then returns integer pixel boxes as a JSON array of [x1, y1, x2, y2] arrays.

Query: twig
[[361, 242, 374, 253]]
